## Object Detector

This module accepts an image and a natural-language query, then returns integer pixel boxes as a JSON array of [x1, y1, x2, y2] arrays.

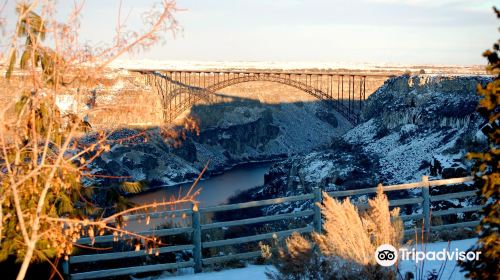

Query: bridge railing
[[65, 175, 479, 279]]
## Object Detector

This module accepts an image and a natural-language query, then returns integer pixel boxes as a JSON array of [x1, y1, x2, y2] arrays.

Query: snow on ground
[[55, 94, 78, 114], [153, 239, 475, 279], [108, 59, 483, 74], [343, 115, 471, 184], [109, 60, 409, 71], [154, 265, 273, 280]]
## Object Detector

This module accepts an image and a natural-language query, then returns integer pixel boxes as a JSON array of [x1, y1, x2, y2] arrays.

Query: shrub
[[263, 233, 336, 280], [263, 187, 402, 279], [0, 2, 185, 279], [459, 7, 500, 280]]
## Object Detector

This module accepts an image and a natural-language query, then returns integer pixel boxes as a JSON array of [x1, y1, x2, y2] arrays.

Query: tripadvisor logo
[[374, 244, 482, 267], [375, 244, 398, 266]]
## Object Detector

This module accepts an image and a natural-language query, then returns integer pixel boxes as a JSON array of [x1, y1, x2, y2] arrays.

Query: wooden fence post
[[421, 176, 431, 240], [313, 188, 322, 233], [62, 259, 69, 280], [192, 203, 202, 273]]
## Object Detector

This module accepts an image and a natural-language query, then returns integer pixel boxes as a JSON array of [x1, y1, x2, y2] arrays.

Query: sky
[[1, 0, 499, 65]]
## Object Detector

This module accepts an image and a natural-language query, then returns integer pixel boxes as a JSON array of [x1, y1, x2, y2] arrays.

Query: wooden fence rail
[[65, 175, 479, 279]]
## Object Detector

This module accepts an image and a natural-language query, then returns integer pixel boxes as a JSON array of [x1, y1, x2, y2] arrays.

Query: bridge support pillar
[[62, 259, 69, 280]]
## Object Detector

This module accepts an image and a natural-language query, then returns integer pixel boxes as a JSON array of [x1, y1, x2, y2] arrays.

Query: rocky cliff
[[252, 75, 490, 202], [85, 95, 350, 188], [86, 74, 489, 196]]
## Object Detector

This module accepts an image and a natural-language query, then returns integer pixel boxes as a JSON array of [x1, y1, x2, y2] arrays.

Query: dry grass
[[313, 186, 402, 265], [264, 186, 403, 279]]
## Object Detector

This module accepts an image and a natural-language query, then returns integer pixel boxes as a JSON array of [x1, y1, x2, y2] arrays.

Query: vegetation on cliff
[[460, 7, 500, 280]]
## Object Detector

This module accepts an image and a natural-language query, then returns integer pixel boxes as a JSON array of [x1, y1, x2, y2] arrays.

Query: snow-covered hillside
[[259, 75, 490, 198], [345, 75, 490, 184], [231, 75, 488, 225]]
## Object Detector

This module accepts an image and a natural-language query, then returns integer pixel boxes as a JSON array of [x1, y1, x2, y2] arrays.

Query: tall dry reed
[[264, 186, 403, 279]]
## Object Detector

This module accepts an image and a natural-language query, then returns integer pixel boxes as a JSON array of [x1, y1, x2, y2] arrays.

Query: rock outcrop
[[86, 74, 489, 196], [86, 96, 350, 188], [252, 75, 490, 200]]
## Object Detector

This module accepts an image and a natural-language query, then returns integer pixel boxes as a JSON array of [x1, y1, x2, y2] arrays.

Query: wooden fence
[[64, 175, 480, 279]]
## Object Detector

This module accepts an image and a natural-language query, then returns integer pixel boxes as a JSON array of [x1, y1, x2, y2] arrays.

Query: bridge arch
[[142, 71, 367, 125], [203, 74, 331, 100]]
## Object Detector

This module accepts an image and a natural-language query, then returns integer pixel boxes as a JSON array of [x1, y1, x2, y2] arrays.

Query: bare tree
[[0, 1, 199, 280]]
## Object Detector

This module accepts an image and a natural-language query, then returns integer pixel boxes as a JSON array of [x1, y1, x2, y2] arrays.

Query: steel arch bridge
[[137, 70, 389, 125]]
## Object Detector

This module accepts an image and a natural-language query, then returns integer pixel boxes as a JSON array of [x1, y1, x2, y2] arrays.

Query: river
[[127, 162, 273, 230], [131, 161, 273, 207], [127, 162, 273, 231]]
